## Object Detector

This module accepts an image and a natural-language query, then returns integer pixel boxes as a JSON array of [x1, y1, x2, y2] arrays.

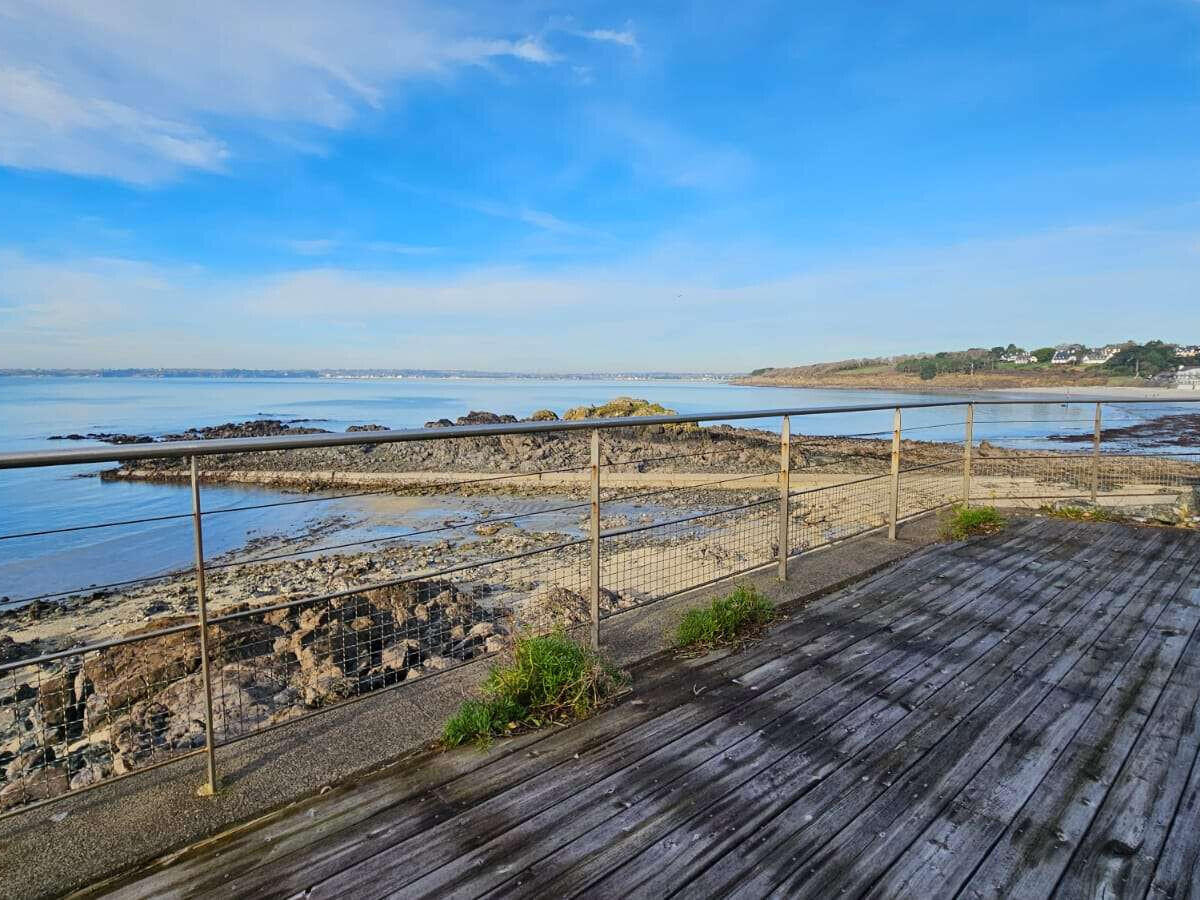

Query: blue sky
[[1, 0, 1198, 372]]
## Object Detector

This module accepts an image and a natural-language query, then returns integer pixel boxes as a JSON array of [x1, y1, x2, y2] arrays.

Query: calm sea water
[[0, 376, 1182, 605]]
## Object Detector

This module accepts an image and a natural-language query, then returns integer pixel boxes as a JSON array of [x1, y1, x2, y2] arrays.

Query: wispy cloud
[[451, 36, 561, 66], [365, 242, 442, 256], [280, 237, 442, 257], [0, 66, 229, 184], [4, 213, 1198, 370], [0, 2, 625, 184], [576, 27, 639, 52]]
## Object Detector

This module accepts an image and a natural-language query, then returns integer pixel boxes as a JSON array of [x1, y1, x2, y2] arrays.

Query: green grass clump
[[675, 584, 775, 650], [442, 631, 623, 748], [940, 504, 1007, 541], [1039, 504, 1117, 522]]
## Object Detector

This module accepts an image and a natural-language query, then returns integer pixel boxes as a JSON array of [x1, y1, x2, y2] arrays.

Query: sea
[[0, 375, 1187, 606]]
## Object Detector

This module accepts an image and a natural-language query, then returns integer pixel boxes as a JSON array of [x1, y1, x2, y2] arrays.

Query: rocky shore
[[93, 410, 985, 494], [0, 509, 718, 810], [3, 400, 1150, 813], [1049, 412, 1200, 449]]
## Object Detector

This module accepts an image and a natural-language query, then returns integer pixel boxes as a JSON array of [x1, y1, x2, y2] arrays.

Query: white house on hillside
[[1178, 368, 1200, 390], [1001, 352, 1036, 364], [1051, 349, 1080, 364], [1177, 345, 1200, 359], [1081, 346, 1120, 366]]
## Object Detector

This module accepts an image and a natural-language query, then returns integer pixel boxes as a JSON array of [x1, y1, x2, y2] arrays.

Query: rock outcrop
[[0, 578, 506, 811]]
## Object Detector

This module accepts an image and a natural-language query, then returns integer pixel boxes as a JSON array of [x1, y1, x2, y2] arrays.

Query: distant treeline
[[895, 340, 1194, 380], [750, 339, 1198, 383]]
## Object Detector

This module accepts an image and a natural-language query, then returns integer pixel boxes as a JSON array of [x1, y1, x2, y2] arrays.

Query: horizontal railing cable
[[853, 419, 966, 438], [9, 396, 1200, 470], [600, 494, 777, 541], [0, 537, 589, 673], [0, 463, 591, 542], [601, 470, 776, 504], [4, 511, 593, 608]]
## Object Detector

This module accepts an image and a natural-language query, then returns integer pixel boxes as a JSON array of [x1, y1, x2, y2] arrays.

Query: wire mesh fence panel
[[599, 497, 778, 613], [206, 577, 513, 740], [1094, 452, 1200, 499], [6, 399, 1200, 820], [200, 537, 591, 743], [789, 475, 891, 554], [971, 452, 1095, 503], [968, 452, 1195, 505], [899, 459, 964, 516], [0, 532, 593, 813], [0, 625, 202, 813]]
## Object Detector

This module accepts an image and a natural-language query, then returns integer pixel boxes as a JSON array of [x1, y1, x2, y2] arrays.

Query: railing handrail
[[4, 395, 1198, 470]]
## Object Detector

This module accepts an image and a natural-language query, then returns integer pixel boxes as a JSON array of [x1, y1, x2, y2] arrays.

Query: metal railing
[[2, 397, 1200, 815]]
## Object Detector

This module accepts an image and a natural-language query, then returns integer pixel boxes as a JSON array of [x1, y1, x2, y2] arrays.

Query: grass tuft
[[675, 584, 775, 651], [1039, 504, 1118, 523], [939, 504, 1007, 541], [442, 631, 624, 749]]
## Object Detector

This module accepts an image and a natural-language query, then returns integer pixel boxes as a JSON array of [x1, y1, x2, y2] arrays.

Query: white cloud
[[0, 1, 614, 183], [451, 36, 562, 65], [366, 242, 442, 256], [385, 182, 603, 237], [578, 28, 639, 51], [3, 215, 1198, 370], [0, 67, 229, 183]]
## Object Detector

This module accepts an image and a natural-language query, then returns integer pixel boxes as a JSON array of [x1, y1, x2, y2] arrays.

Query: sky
[[1, 0, 1198, 373]]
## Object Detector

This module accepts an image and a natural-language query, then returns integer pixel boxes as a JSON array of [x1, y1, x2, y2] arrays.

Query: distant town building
[[1051, 349, 1080, 365], [1080, 346, 1120, 366], [1178, 368, 1200, 391], [1177, 345, 1200, 359], [1001, 352, 1036, 364]]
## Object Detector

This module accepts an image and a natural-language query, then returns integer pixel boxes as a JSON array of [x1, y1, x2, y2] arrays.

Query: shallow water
[[0, 375, 1190, 604]]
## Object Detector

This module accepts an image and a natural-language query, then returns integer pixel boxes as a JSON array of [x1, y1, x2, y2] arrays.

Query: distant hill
[[737, 341, 1197, 391]]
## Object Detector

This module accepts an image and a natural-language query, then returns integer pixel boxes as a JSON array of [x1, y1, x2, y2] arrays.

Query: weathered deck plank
[[94, 519, 1200, 900], [304, 525, 1083, 898], [1054, 602, 1200, 899], [204, 523, 1050, 898], [477, 523, 1125, 899], [111, 533, 992, 898], [943, 543, 1200, 898], [720, 529, 1184, 899], [866, 533, 1200, 897]]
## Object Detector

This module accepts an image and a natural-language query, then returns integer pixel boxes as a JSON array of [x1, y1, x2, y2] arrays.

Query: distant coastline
[[0, 367, 732, 382], [733, 370, 1114, 393], [733, 374, 1192, 399]]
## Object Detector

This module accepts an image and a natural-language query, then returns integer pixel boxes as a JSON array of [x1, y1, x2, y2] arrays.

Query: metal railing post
[[589, 430, 601, 650], [963, 403, 975, 507], [778, 415, 791, 581], [1091, 402, 1102, 503], [888, 408, 902, 540], [189, 456, 219, 796]]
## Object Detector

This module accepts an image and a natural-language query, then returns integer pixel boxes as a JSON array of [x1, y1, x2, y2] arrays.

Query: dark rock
[[160, 420, 332, 442], [455, 411, 519, 426], [0, 636, 39, 665]]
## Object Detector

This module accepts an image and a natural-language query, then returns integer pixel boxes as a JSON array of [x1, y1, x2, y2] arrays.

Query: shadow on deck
[[91, 517, 1200, 898]]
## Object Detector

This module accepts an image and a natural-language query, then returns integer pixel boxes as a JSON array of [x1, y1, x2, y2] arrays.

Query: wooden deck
[[102, 517, 1200, 899]]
